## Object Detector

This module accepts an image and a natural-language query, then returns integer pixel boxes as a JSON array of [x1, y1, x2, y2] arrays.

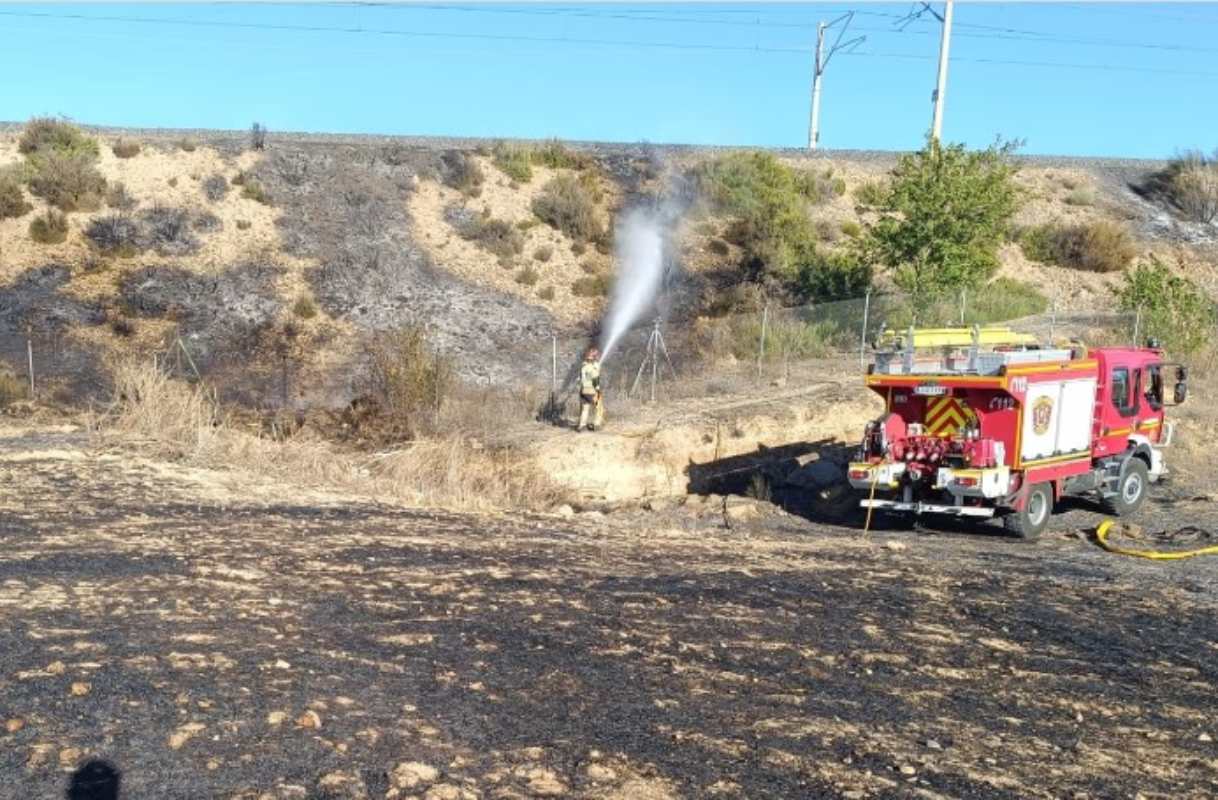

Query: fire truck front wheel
[[1003, 482, 1052, 540], [1102, 458, 1149, 517]]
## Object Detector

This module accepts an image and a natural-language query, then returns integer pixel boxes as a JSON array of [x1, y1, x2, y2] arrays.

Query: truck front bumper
[[860, 499, 995, 518]]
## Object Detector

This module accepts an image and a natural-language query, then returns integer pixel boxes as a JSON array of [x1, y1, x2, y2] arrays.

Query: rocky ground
[[3, 425, 1218, 799]]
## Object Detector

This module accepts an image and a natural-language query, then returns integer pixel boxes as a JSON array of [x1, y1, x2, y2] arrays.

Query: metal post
[[26, 329, 35, 397], [1049, 297, 1057, 343], [808, 22, 826, 150], [1133, 306, 1142, 347], [931, 0, 954, 142], [757, 304, 769, 382], [650, 321, 659, 403], [551, 335, 557, 394], [859, 290, 872, 369], [959, 287, 966, 325]]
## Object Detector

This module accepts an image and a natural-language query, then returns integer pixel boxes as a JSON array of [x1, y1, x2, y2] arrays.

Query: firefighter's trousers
[[578, 392, 604, 431]]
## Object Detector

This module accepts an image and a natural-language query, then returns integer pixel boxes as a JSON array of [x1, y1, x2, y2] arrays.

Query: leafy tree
[[865, 137, 1022, 298], [1116, 255, 1215, 355]]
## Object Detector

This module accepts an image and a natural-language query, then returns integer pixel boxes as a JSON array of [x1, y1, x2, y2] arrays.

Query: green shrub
[[29, 209, 69, 244], [492, 142, 533, 183], [26, 150, 107, 211], [292, 296, 318, 319], [796, 249, 872, 302], [1116, 255, 1216, 354], [840, 220, 862, 239], [538, 285, 555, 301], [533, 245, 553, 262], [853, 179, 889, 206], [0, 176, 32, 219], [1165, 150, 1218, 223], [532, 139, 594, 170], [793, 169, 845, 204], [708, 238, 730, 256], [19, 117, 98, 159], [112, 139, 141, 158], [532, 174, 601, 241], [966, 277, 1048, 323], [864, 137, 1022, 297], [1020, 220, 1135, 273], [515, 267, 540, 286], [571, 273, 611, 297], [241, 180, 271, 205]]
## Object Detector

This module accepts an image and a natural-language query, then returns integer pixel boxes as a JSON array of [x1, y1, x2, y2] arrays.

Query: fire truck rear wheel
[[1003, 482, 1052, 540], [1102, 458, 1149, 517]]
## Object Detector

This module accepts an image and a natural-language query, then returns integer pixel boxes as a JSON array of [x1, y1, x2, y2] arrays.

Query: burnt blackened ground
[[3, 438, 1218, 799]]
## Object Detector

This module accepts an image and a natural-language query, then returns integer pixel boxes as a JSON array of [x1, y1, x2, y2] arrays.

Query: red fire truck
[[847, 326, 1187, 538]]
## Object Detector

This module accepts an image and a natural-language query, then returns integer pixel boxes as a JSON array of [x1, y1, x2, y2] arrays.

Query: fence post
[[756, 303, 769, 382], [959, 288, 967, 325], [26, 326, 35, 397], [551, 334, 557, 394], [1133, 306, 1142, 347], [859, 290, 871, 369], [1049, 296, 1057, 343]]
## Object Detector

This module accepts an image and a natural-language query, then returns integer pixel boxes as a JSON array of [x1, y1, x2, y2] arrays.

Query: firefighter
[[576, 346, 604, 432]]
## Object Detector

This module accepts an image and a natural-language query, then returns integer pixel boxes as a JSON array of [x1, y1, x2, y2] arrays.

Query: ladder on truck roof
[[872, 324, 1074, 376]]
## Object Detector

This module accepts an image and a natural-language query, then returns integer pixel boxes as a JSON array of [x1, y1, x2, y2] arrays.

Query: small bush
[[177, 139, 198, 152], [571, 241, 587, 256], [192, 211, 222, 232], [250, 122, 268, 151], [110, 316, 136, 337], [0, 177, 32, 219], [112, 139, 141, 159], [0, 370, 28, 407], [167, 177, 178, 188], [814, 218, 839, 242], [26, 150, 107, 211], [492, 142, 533, 183], [19, 117, 98, 158], [364, 327, 454, 440], [1166, 151, 1218, 223], [533, 245, 553, 262], [708, 238, 730, 256], [532, 139, 594, 170], [853, 179, 889, 206], [106, 181, 137, 211], [1065, 187, 1096, 206], [456, 216, 524, 259], [29, 209, 69, 244], [966, 277, 1048, 323], [794, 170, 845, 204], [241, 180, 271, 205], [231, 170, 247, 186], [440, 152, 484, 197], [571, 273, 611, 297], [538, 285, 555, 301], [1021, 220, 1135, 273], [236, 219, 252, 230], [840, 220, 862, 239], [142, 205, 199, 255], [1117, 255, 1216, 354], [515, 267, 540, 286], [85, 214, 141, 256], [203, 174, 228, 202], [533, 174, 601, 241], [292, 296, 318, 319], [580, 261, 598, 275]]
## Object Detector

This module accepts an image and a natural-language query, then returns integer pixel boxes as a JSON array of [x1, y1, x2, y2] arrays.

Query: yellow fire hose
[[1095, 519, 1218, 560], [862, 466, 880, 535]]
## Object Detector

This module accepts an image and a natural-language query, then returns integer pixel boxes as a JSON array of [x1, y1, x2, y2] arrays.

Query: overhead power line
[[2, 7, 1217, 79]]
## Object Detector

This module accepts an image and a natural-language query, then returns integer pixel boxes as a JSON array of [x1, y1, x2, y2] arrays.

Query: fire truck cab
[[847, 326, 1187, 538]]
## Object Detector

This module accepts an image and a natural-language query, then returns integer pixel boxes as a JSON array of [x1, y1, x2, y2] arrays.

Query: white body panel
[[1020, 378, 1097, 462]]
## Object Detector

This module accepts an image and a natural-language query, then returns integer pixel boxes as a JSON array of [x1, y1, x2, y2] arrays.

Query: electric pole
[[931, 0, 955, 142], [807, 13, 864, 150]]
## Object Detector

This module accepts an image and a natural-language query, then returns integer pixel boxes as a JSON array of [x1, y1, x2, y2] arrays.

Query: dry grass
[[91, 359, 563, 512]]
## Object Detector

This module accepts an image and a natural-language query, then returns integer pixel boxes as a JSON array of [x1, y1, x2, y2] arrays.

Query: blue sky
[[1, 2, 1216, 157]]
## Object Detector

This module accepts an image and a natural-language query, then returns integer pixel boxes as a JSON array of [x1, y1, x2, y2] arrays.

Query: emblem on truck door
[[1032, 395, 1054, 435]]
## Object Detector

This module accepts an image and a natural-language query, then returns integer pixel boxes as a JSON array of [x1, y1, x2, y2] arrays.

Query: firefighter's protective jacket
[[580, 360, 601, 398]]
